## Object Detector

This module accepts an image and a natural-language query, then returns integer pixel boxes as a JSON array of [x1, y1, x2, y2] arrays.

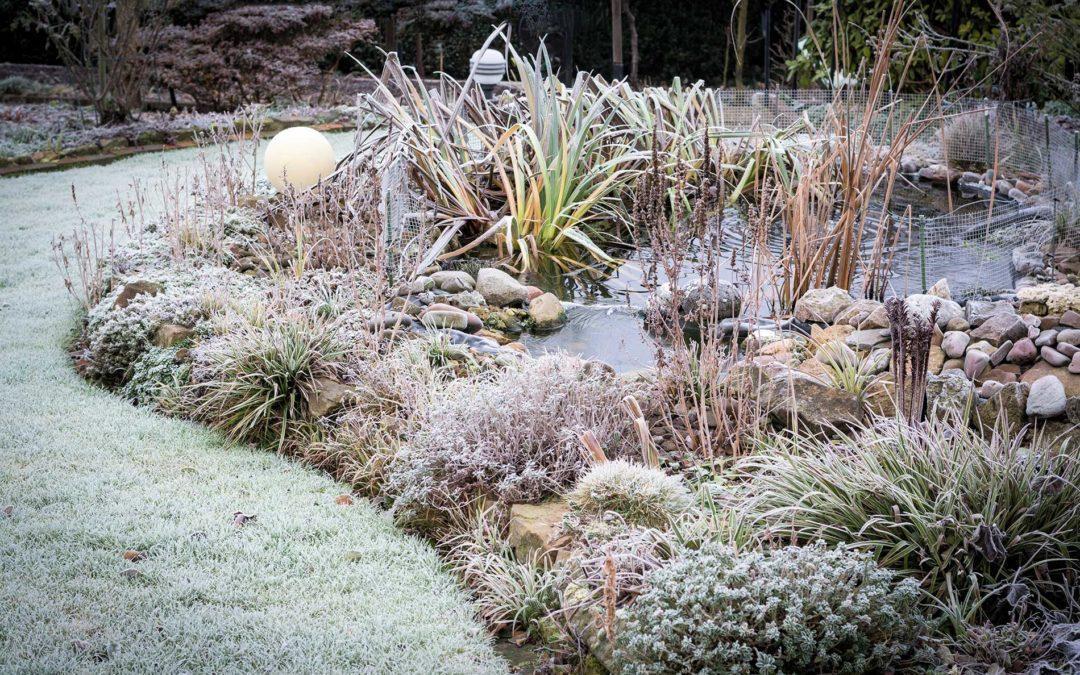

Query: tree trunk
[[611, 0, 624, 79], [414, 32, 425, 78], [733, 0, 748, 87], [624, 2, 639, 88], [380, 14, 398, 53]]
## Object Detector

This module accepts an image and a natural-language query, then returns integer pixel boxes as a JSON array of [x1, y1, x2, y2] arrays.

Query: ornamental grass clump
[[187, 314, 347, 449], [615, 542, 929, 674], [738, 415, 1080, 629], [567, 460, 692, 529], [385, 356, 640, 530]]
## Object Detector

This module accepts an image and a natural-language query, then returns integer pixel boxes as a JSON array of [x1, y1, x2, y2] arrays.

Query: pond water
[[514, 183, 1034, 371]]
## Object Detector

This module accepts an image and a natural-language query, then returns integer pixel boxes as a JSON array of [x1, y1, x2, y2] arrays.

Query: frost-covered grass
[[0, 140, 505, 672]]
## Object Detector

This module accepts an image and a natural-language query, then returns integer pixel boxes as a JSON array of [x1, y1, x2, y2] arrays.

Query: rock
[[1058, 329, 1080, 346], [995, 178, 1013, 194], [388, 295, 424, 317], [942, 358, 964, 373], [919, 164, 957, 184], [864, 376, 897, 418], [990, 340, 1013, 366], [524, 285, 545, 302], [926, 371, 976, 421], [1070, 352, 1080, 374], [834, 299, 882, 327], [476, 268, 528, 307], [1068, 397, 1080, 424], [152, 323, 195, 347], [928, 346, 946, 375], [1007, 338, 1038, 365], [964, 350, 991, 380], [305, 376, 353, 418], [945, 316, 971, 332], [507, 500, 569, 562], [868, 348, 892, 374], [1021, 362, 1080, 399], [421, 308, 469, 330], [859, 304, 891, 330], [395, 276, 434, 296], [970, 314, 1029, 346], [761, 372, 863, 432], [1017, 283, 1080, 316], [113, 280, 162, 309], [1042, 346, 1070, 367], [1008, 187, 1028, 202], [976, 382, 1029, 436], [1061, 310, 1080, 329], [796, 356, 831, 382], [965, 299, 1016, 327], [979, 381, 1005, 398], [968, 340, 995, 355], [366, 311, 414, 332], [528, 293, 567, 331], [793, 286, 853, 324], [1012, 247, 1047, 276], [1027, 375, 1067, 418], [1059, 343, 1079, 358], [439, 290, 486, 310], [1035, 330, 1058, 348], [941, 331, 971, 359], [906, 294, 962, 329], [652, 279, 742, 319], [927, 278, 952, 300], [1041, 316, 1061, 330], [809, 324, 854, 350], [845, 328, 892, 352], [983, 367, 1018, 385], [430, 270, 475, 293]]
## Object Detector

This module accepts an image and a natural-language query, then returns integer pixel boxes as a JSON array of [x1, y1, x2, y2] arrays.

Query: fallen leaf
[[335, 494, 354, 506], [122, 550, 145, 562]]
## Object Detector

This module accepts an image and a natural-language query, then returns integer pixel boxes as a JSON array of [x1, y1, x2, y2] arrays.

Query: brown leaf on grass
[[334, 494, 354, 506], [232, 511, 256, 527], [122, 550, 145, 562], [2, 505, 12, 518]]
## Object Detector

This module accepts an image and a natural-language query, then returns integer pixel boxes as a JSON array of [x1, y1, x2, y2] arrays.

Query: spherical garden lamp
[[469, 48, 506, 99], [263, 126, 336, 192]]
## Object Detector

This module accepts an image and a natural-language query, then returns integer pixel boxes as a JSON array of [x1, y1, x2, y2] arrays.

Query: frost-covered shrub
[[121, 345, 192, 407], [84, 283, 204, 382], [616, 542, 929, 674], [385, 356, 640, 528], [187, 314, 348, 448], [567, 460, 692, 528]]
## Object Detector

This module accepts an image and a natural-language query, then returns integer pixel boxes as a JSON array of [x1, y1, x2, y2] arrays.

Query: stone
[[941, 331, 971, 359], [864, 377, 897, 418], [927, 278, 952, 300], [983, 367, 1017, 385], [1021, 362, 1080, 399], [833, 299, 883, 328], [366, 311, 414, 332], [968, 340, 995, 355], [905, 294, 963, 329], [965, 299, 1016, 327], [942, 358, 964, 373], [1012, 247, 1047, 276], [868, 348, 892, 374], [152, 323, 195, 348], [304, 376, 353, 418], [945, 316, 971, 332], [1035, 330, 1058, 348], [507, 500, 569, 562], [995, 178, 1013, 194], [420, 308, 469, 330], [1042, 346, 1070, 367], [430, 270, 475, 293], [1068, 397, 1080, 424], [476, 268, 528, 307], [1017, 283, 1080, 316], [793, 286, 853, 323], [1061, 310, 1080, 329], [926, 370, 977, 421], [1007, 338, 1038, 365], [761, 372, 863, 432], [388, 295, 424, 317], [979, 381, 1005, 398], [990, 340, 1013, 366], [650, 279, 742, 320], [858, 304, 891, 330], [528, 293, 567, 331], [1026, 375, 1067, 418], [964, 350, 991, 380], [440, 290, 486, 310], [1058, 329, 1080, 346], [975, 382, 1029, 436], [113, 280, 162, 309], [845, 328, 892, 352], [395, 276, 434, 296], [1041, 316, 1061, 330], [1059, 343, 1079, 357], [919, 164, 957, 184], [927, 345, 946, 375], [809, 324, 854, 351], [796, 357, 831, 382], [1070, 353, 1080, 375], [524, 285, 545, 302], [970, 313, 1029, 346]]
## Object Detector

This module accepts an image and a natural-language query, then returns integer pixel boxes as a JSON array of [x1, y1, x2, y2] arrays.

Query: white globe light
[[264, 126, 336, 192], [469, 48, 506, 86]]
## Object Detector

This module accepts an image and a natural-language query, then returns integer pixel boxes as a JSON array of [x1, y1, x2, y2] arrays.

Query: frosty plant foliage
[[616, 542, 929, 674], [567, 459, 693, 528]]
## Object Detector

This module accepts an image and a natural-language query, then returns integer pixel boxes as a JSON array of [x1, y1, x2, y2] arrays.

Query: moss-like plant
[[567, 460, 692, 528]]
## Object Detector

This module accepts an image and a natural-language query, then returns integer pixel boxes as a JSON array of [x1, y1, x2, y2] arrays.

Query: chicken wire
[[378, 88, 1079, 294]]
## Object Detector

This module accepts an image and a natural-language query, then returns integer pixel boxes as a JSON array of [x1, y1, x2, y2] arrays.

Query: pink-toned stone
[[1007, 338, 1038, 365]]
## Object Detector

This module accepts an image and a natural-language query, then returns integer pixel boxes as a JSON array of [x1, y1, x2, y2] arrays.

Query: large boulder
[[793, 286, 852, 324], [845, 328, 892, 352], [1027, 375, 1067, 418], [113, 280, 162, 309], [304, 376, 354, 418], [965, 299, 1016, 327], [975, 382, 1029, 437], [1020, 361, 1080, 398], [476, 268, 528, 307], [152, 323, 195, 348], [926, 370, 977, 421], [430, 270, 475, 293], [941, 331, 971, 359], [905, 294, 963, 329], [507, 500, 569, 562], [761, 372, 863, 432], [528, 293, 567, 331], [651, 279, 742, 320], [833, 298, 883, 327]]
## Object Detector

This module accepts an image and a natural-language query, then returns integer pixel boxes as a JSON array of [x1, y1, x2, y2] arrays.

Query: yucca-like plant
[[187, 315, 347, 449], [738, 414, 1080, 630]]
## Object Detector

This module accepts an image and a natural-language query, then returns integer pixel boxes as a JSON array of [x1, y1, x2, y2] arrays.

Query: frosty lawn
[[0, 139, 505, 673]]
